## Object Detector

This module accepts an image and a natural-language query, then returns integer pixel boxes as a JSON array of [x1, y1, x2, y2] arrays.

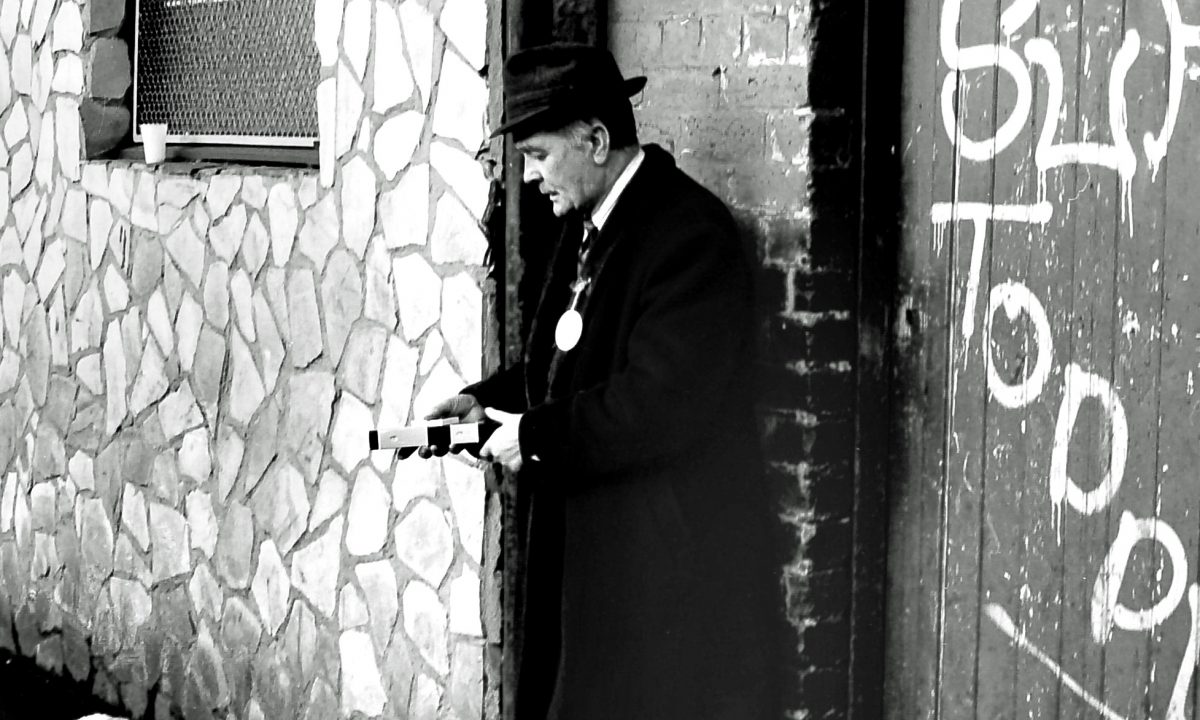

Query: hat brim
[[490, 76, 647, 139]]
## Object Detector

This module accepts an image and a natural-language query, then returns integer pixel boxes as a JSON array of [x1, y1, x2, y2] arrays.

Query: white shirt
[[589, 148, 645, 232]]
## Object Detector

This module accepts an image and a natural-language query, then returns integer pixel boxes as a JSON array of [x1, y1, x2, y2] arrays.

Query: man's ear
[[588, 121, 612, 164]]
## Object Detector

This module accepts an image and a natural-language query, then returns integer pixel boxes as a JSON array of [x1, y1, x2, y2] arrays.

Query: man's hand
[[416, 394, 486, 458], [479, 408, 523, 472]]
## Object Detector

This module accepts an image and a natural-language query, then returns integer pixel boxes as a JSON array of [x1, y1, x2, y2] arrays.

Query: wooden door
[[888, 0, 1200, 718]]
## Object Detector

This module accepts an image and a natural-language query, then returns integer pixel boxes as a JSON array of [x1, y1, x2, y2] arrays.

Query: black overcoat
[[467, 145, 780, 720]]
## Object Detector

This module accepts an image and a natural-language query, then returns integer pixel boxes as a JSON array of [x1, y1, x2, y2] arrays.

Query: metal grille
[[135, 0, 319, 145]]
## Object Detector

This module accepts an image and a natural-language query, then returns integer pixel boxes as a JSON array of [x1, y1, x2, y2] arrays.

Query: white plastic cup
[[140, 123, 168, 164]]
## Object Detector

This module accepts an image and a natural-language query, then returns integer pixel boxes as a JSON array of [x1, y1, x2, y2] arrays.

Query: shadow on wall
[[0, 650, 124, 720]]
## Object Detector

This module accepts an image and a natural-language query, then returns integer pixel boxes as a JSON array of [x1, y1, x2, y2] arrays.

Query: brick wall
[[609, 1, 873, 717]]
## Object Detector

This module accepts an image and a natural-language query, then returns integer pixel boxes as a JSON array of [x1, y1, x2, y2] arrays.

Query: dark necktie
[[578, 219, 598, 280]]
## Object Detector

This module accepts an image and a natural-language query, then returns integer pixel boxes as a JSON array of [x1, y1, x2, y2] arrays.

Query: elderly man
[[425, 43, 780, 720]]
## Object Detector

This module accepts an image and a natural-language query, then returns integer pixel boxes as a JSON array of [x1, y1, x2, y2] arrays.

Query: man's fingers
[[484, 407, 518, 423]]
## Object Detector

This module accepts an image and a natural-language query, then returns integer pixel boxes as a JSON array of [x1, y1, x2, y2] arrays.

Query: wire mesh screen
[[135, 0, 319, 144]]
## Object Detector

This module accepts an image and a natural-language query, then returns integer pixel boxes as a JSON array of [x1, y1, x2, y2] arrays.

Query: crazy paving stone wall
[[0, 0, 496, 718]]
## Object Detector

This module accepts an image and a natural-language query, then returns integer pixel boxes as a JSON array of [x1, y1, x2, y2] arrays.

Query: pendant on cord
[[555, 278, 589, 351]]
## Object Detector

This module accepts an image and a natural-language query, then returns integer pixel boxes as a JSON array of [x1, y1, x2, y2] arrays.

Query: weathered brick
[[611, 20, 661, 72], [756, 212, 810, 263], [744, 13, 789, 64], [719, 65, 809, 109], [701, 14, 742, 65], [767, 109, 812, 167], [638, 68, 719, 110], [679, 111, 765, 163], [661, 17, 703, 66]]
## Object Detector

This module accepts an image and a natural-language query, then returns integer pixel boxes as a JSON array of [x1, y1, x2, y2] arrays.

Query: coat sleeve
[[518, 214, 755, 480], [462, 363, 528, 413]]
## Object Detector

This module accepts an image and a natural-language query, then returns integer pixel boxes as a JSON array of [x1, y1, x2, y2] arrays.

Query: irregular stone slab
[[159, 382, 203, 440], [215, 424, 245, 502], [431, 141, 489, 220], [399, 0, 435, 107], [250, 463, 310, 555], [150, 451, 183, 508], [121, 484, 150, 552], [309, 470, 347, 532], [355, 560, 399, 650], [30, 482, 55, 531], [35, 239, 65, 301], [191, 326, 226, 417], [336, 61, 364, 157], [177, 427, 212, 484], [374, 111, 424, 181], [68, 451, 95, 492], [109, 576, 152, 642], [373, 2, 413, 113], [432, 50, 487, 150], [128, 340, 168, 416], [282, 371, 335, 484], [113, 531, 151, 586], [312, 0, 342, 64], [291, 515, 343, 618], [340, 630, 387, 716], [220, 596, 262, 657], [305, 678, 338, 720], [345, 468, 389, 556], [250, 540, 290, 635], [242, 212, 270, 275], [449, 569, 482, 637], [215, 501, 253, 589], [103, 322, 127, 437], [186, 491, 217, 558], [79, 498, 114, 599], [24, 303, 50, 406], [242, 177, 268, 208], [209, 203, 246, 263], [403, 580, 449, 674], [341, 323, 388, 404], [439, 0, 486, 70], [296, 191, 337, 269], [341, 156, 375, 258], [228, 333, 266, 425], [448, 641, 484, 720], [206, 175, 241, 220], [392, 253, 441, 341], [149, 502, 190, 582], [253, 293, 284, 393], [240, 400, 280, 495], [187, 624, 230, 709], [286, 270, 323, 367], [394, 500, 453, 588], [317, 77, 336, 187], [131, 171, 157, 230], [175, 292, 203, 373], [165, 221, 206, 289], [330, 393, 373, 474], [339, 583, 368, 629], [343, 0, 370, 79], [88, 200, 112, 270], [266, 183, 298, 266], [363, 238, 398, 330], [56, 96, 81, 181], [440, 272, 482, 383], [320, 249, 363, 365], [418, 330, 442, 387], [203, 260, 230, 329], [431, 193, 486, 265], [189, 563, 223, 620]]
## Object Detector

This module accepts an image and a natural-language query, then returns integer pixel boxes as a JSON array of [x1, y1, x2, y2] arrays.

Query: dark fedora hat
[[490, 42, 647, 139]]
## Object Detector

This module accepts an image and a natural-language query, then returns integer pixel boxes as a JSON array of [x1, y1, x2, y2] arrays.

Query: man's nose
[[522, 163, 540, 184]]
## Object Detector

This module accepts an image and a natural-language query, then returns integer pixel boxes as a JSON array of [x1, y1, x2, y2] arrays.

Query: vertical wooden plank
[[1146, 4, 1200, 718], [973, 3, 1044, 718], [1055, 0, 1125, 712], [886, 0, 955, 714], [1108, 2, 1173, 718], [1006, 3, 1077, 717]]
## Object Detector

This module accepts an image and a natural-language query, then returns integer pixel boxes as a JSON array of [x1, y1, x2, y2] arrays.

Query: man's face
[[516, 127, 604, 217]]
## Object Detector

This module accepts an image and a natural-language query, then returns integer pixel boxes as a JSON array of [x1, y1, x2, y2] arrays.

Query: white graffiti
[[1049, 364, 1130, 517], [934, 0, 1200, 715], [984, 281, 1053, 409], [1092, 512, 1188, 643]]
